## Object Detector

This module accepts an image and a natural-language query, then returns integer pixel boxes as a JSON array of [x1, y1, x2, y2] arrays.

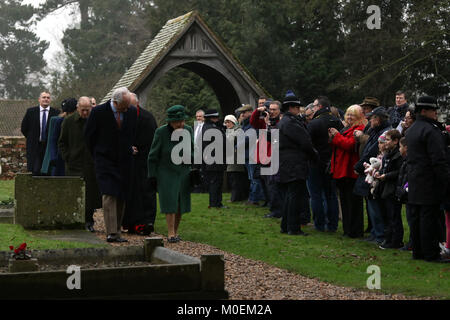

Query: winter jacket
[[279, 112, 318, 183], [395, 158, 408, 203], [307, 107, 344, 167], [353, 121, 392, 197], [330, 124, 365, 180], [201, 119, 226, 172], [405, 115, 449, 205], [377, 147, 403, 199]]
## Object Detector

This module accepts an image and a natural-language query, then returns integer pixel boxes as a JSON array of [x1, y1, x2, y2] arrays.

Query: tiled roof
[[101, 11, 268, 103], [101, 11, 195, 103], [0, 100, 34, 136]]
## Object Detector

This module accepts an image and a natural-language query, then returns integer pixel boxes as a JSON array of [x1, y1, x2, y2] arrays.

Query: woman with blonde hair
[[328, 105, 367, 238]]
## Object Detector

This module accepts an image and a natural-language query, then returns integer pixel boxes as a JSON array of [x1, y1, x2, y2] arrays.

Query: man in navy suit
[[84, 87, 138, 243], [21, 91, 60, 175]]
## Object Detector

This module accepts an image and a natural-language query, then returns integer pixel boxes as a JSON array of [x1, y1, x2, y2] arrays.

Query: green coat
[[58, 112, 102, 211], [148, 124, 193, 214]]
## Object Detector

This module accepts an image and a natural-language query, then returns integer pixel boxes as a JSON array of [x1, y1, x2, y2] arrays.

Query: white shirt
[[39, 105, 50, 141], [194, 121, 204, 144]]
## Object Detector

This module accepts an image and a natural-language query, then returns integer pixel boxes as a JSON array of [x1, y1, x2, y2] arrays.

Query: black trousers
[[228, 171, 249, 202], [280, 179, 308, 233], [384, 198, 404, 246], [336, 178, 363, 238], [409, 204, 441, 261], [267, 178, 284, 218], [204, 170, 224, 207]]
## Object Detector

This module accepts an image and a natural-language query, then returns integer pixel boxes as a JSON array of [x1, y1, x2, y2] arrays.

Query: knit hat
[[282, 90, 302, 111], [224, 115, 238, 125], [166, 105, 188, 122], [61, 98, 77, 113]]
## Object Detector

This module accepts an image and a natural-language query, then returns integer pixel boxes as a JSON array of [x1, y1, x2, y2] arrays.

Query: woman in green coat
[[148, 105, 193, 243]]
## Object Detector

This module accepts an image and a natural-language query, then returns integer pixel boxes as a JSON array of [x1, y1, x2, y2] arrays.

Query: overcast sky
[[22, 0, 79, 70]]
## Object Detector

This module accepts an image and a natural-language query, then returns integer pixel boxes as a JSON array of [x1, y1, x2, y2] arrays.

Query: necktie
[[41, 109, 47, 141], [116, 111, 121, 129]]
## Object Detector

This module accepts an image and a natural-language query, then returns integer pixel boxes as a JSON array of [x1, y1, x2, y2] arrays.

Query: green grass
[[0, 179, 14, 202], [0, 224, 102, 251], [1, 179, 449, 298], [155, 193, 450, 299]]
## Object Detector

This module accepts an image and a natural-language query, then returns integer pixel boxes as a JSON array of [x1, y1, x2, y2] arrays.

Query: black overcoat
[[84, 100, 137, 199], [21, 106, 60, 173], [278, 112, 318, 183], [123, 107, 158, 227], [405, 115, 449, 205]]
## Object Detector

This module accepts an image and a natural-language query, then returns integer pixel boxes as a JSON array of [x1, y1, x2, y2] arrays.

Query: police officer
[[202, 109, 227, 208], [405, 96, 449, 262]]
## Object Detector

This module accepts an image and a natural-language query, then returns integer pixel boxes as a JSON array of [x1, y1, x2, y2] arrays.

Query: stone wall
[[0, 136, 27, 179]]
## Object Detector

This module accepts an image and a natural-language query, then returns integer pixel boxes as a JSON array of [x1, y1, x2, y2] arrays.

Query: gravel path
[[93, 211, 430, 300]]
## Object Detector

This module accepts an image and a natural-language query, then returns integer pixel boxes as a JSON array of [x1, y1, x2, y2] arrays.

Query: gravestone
[[15, 173, 85, 229]]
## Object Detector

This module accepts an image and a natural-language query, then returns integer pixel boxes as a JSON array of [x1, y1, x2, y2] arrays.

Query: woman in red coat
[[328, 105, 367, 238]]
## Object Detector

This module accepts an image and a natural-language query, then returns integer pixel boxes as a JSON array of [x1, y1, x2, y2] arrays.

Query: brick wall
[[0, 136, 27, 179]]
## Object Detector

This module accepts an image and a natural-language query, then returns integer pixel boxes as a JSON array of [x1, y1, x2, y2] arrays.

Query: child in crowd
[[396, 137, 412, 250], [375, 129, 404, 249]]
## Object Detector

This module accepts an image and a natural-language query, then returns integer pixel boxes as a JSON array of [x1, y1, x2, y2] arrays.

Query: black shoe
[[143, 223, 154, 235], [168, 237, 178, 243], [85, 222, 95, 233], [264, 213, 281, 218], [288, 230, 308, 236], [106, 234, 128, 243], [175, 235, 182, 242], [260, 202, 269, 207], [429, 256, 450, 263], [280, 229, 287, 234]]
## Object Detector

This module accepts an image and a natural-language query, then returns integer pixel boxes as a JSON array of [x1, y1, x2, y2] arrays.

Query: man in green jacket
[[58, 96, 102, 232]]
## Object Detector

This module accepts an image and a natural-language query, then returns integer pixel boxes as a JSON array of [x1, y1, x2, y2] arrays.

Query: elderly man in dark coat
[[84, 87, 138, 243], [21, 91, 60, 175], [405, 96, 449, 262], [279, 90, 318, 236], [122, 93, 158, 235], [59, 96, 102, 232]]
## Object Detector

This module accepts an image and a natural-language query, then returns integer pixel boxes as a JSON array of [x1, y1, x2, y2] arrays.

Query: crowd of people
[[20, 87, 450, 263]]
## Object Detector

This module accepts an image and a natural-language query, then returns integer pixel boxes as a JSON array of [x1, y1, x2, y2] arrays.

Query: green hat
[[166, 105, 188, 122]]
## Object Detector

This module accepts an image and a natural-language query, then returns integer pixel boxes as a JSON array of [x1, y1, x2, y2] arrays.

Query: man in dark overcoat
[[405, 96, 449, 262], [279, 91, 318, 235], [201, 109, 227, 208], [84, 87, 138, 243], [21, 91, 60, 175], [122, 93, 158, 235], [59, 96, 102, 232]]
